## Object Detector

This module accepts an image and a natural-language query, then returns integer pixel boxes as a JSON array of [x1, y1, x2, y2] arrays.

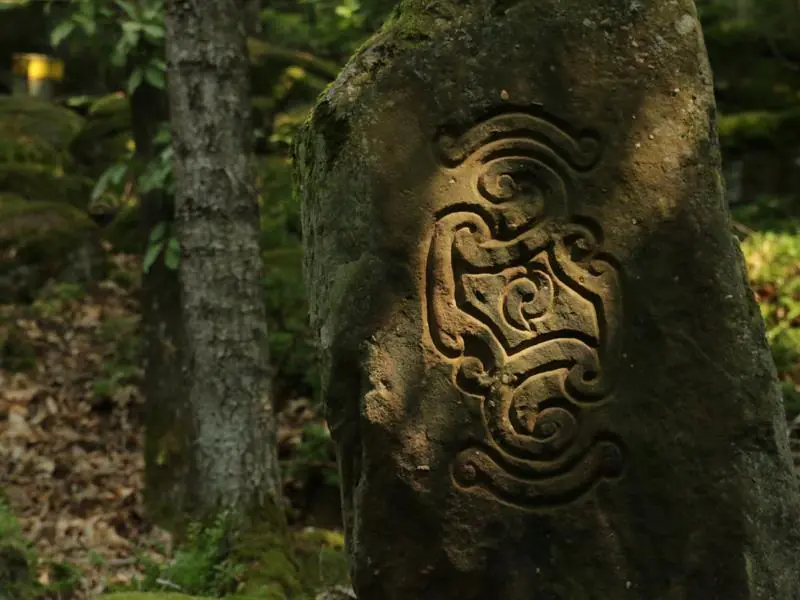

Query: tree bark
[[164, 0, 282, 527], [129, 81, 192, 535]]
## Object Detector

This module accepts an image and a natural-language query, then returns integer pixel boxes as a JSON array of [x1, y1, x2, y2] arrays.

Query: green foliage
[[105, 513, 348, 599], [116, 513, 243, 596], [734, 196, 800, 413], [288, 423, 339, 487], [0, 497, 35, 600], [260, 156, 318, 399], [92, 314, 144, 400], [47, 0, 167, 95], [144, 219, 180, 274], [0, 315, 37, 372], [30, 281, 87, 318], [718, 109, 800, 151], [0, 497, 82, 599], [261, 0, 374, 57]]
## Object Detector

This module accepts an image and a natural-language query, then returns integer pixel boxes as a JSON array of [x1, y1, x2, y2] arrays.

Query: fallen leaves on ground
[[0, 250, 334, 598]]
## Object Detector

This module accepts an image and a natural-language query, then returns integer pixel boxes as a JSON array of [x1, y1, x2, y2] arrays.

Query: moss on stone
[[292, 528, 349, 590], [0, 192, 26, 206], [0, 162, 94, 208], [0, 198, 96, 267], [229, 525, 349, 599], [0, 97, 83, 166]]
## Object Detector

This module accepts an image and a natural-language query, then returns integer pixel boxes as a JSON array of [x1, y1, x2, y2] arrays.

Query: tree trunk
[[129, 81, 192, 535], [164, 0, 282, 528], [244, 0, 262, 36]]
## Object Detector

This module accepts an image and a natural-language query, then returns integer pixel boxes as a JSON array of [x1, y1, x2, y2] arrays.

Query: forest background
[[0, 0, 798, 598]]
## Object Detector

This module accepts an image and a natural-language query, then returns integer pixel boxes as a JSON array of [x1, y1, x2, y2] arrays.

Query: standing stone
[[294, 1, 800, 598]]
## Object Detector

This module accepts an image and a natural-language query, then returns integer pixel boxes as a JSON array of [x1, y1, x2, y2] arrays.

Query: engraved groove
[[451, 438, 624, 510], [424, 108, 624, 510], [437, 111, 602, 172]]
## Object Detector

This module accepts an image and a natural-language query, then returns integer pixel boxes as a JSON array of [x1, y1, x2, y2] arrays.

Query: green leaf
[[73, 13, 96, 35], [153, 127, 172, 146], [110, 41, 128, 68], [120, 21, 141, 47], [127, 67, 144, 94], [65, 95, 91, 107], [164, 237, 180, 270], [114, 0, 138, 19], [1, 0, 33, 11], [149, 221, 167, 244], [335, 4, 353, 18], [108, 163, 128, 185], [141, 22, 165, 40], [50, 20, 76, 47], [144, 64, 166, 89], [143, 241, 165, 274], [91, 163, 127, 201]]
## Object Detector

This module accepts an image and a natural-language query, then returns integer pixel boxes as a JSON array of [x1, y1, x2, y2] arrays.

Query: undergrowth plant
[[734, 195, 800, 413]]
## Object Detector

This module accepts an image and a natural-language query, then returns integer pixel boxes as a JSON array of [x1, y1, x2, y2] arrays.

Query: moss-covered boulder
[[0, 162, 94, 208], [0, 97, 94, 208], [0, 197, 94, 262], [0, 96, 83, 166], [0, 198, 99, 301]]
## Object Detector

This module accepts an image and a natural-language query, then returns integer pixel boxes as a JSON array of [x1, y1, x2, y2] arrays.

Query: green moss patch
[[0, 198, 96, 263], [0, 162, 94, 208], [0, 198, 98, 300], [0, 96, 84, 166], [103, 516, 348, 600]]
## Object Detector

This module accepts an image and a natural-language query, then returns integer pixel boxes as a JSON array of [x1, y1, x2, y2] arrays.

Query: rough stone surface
[[295, 1, 800, 598]]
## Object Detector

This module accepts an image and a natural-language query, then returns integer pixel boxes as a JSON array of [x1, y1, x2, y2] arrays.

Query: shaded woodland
[[0, 0, 798, 598]]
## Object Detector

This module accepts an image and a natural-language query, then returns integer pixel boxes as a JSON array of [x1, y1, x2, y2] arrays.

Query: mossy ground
[[100, 516, 348, 600], [0, 96, 84, 166]]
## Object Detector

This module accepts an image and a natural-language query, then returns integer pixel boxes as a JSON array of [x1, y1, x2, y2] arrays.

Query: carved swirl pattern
[[425, 109, 624, 510]]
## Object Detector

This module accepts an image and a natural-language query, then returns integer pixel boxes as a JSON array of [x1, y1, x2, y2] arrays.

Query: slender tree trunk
[[245, 0, 262, 36], [129, 82, 192, 535], [163, 0, 282, 527]]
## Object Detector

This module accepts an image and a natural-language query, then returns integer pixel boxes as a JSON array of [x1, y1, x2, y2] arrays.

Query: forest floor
[[0, 247, 340, 598]]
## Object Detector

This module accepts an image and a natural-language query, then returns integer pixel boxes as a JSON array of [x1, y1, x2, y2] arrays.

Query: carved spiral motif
[[425, 109, 624, 510]]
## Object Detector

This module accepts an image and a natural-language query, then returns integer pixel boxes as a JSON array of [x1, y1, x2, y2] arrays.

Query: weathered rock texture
[[295, 1, 800, 598]]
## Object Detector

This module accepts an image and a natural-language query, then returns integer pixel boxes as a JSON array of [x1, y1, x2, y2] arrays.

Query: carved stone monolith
[[294, 1, 800, 598]]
